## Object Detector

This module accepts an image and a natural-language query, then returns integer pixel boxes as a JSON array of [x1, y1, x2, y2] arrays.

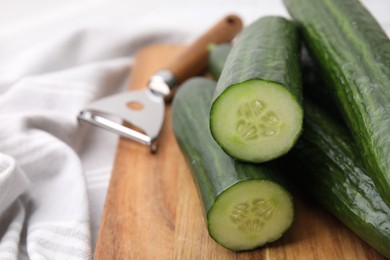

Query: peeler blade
[[78, 88, 164, 152]]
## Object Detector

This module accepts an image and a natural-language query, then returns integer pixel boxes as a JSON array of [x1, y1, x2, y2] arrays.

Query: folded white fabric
[[0, 0, 388, 259], [0, 2, 146, 259], [0, 56, 134, 259]]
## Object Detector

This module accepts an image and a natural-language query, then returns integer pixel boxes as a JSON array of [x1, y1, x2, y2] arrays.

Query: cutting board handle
[[166, 14, 243, 84]]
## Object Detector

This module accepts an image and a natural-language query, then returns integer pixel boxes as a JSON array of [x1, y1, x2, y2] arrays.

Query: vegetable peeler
[[77, 14, 243, 153]]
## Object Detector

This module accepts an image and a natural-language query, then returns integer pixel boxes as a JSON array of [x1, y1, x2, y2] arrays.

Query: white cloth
[[0, 0, 389, 259]]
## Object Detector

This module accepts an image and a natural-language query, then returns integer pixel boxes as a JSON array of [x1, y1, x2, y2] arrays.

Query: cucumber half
[[208, 180, 294, 251], [210, 16, 303, 163], [172, 77, 294, 251]]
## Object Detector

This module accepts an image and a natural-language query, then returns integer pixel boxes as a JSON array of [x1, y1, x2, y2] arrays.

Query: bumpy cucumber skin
[[210, 16, 303, 162], [283, 0, 390, 207], [212, 16, 302, 103], [172, 77, 293, 251], [287, 100, 390, 258]]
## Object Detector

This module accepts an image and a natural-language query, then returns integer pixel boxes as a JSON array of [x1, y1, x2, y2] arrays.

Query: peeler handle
[[165, 14, 243, 85]]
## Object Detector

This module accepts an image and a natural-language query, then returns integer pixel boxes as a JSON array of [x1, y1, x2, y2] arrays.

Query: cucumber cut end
[[207, 180, 294, 251], [210, 80, 303, 162]]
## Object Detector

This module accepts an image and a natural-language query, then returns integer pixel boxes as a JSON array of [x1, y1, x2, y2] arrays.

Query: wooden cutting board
[[94, 44, 386, 260]]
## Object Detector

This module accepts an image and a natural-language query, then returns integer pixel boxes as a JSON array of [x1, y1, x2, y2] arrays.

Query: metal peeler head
[[77, 88, 165, 153]]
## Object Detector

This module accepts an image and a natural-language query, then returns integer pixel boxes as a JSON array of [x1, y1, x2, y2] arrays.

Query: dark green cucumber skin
[[211, 16, 302, 104], [171, 78, 292, 237], [283, 0, 390, 207], [286, 100, 390, 258], [300, 48, 335, 116]]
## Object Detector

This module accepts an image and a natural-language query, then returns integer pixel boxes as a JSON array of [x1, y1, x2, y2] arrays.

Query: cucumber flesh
[[209, 180, 294, 251], [211, 79, 302, 162]]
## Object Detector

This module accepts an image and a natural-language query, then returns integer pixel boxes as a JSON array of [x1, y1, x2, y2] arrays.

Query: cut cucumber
[[209, 180, 294, 250], [283, 0, 390, 207], [210, 16, 303, 163], [172, 77, 294, 251]]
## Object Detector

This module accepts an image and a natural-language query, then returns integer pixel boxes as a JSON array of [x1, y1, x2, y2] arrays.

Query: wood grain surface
[[94, 45, 386, 260]]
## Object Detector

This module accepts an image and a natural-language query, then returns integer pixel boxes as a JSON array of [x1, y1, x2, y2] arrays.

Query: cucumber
[[172, 77, 294, 251], [210, 16, 303, 163], [286, 100, 390, 258], [283, 0, 390, 206]]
